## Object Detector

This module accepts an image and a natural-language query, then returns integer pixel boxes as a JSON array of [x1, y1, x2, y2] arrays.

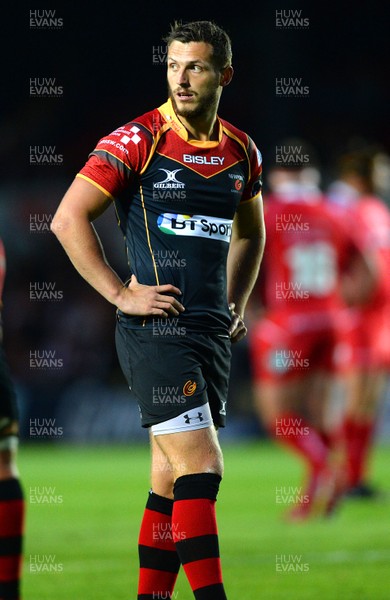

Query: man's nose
[[176, 68, 189, 86]]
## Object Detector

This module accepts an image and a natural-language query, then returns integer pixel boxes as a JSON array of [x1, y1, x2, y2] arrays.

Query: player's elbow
[[50, 211, 72, 239]]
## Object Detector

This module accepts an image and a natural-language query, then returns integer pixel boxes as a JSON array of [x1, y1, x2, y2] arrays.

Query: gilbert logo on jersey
[[154, 169, 185, 189], [157, 213, 233, 243]]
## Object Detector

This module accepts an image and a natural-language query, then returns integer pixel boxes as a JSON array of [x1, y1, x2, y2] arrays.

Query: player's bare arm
[[51, 177, 185, 318], [227, 195, 266, 342]]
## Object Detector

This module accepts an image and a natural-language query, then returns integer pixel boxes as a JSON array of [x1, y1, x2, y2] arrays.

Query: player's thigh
[[154, 426, 223, 479], [150, 432, 175, 498], [253, 378, 309, 429], [249, 314, 312, 424], [344, 369, 387, 417]]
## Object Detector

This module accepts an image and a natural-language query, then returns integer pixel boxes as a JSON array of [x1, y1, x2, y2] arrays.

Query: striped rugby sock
[[172, 473, 227, 600], [137, 491, 180, 600], [0, 478, 24, 600]]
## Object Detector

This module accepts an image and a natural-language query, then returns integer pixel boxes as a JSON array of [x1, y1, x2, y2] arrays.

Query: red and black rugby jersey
[[78, 99, 262, 333]]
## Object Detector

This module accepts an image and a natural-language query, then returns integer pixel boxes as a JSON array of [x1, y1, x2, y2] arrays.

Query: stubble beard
[[168, 85, 220, 121]]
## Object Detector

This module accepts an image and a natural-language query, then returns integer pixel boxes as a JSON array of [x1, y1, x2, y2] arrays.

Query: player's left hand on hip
[[228, 302, 247, 343]]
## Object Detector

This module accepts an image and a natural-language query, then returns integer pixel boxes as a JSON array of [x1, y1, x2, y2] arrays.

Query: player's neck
[[178, 114, 219, 141]]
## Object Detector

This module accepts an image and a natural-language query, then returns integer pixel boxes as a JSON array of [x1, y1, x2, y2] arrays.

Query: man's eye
[[168, 63, 178, 71], [192, 65, 202, 72]]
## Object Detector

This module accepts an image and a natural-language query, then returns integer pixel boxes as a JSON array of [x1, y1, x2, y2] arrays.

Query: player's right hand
[[116, 274, 185, 318]]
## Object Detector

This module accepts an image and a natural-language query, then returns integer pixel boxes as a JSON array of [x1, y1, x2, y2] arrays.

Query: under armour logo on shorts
[[183, 412, 204, 424]]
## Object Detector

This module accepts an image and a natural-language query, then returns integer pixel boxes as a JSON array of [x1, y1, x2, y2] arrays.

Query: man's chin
[[172, 97, 199, 119], [176, 106, 199, 119]]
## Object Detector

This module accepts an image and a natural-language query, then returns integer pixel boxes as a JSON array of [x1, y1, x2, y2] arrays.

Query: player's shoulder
[[314, 196, 350, 230], [105, 106, 163, 146], [126, 107, 165, 137], [90, 107, 164, 171], [220, 118, 262, 173], [321, 198, 367, 248], [220, 117, 252, 148]]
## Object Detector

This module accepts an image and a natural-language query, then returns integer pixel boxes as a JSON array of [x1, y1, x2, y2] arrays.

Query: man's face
[[167, 41, 223, 120]]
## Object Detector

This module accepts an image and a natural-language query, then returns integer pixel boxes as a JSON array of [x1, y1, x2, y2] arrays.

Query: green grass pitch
[[19, 440, 390, 599]]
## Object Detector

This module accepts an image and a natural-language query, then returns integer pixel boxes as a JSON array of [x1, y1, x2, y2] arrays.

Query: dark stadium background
[[1, 2, 389, 442]]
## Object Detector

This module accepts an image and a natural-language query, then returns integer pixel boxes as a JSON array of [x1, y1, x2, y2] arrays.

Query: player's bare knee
[[152, 477, 174, 500], [174, 440, 224, 479], [205, 438, 224, 476], [151, 462, 175, 498]]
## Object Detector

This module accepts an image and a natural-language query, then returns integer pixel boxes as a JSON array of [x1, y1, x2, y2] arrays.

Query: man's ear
[[220, 66, 234, 87]]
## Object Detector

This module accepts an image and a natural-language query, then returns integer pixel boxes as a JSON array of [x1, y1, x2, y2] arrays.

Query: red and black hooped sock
[[0, 478, 24, 600], [137, 491, 180, 600], [172, 473, 227, 600]]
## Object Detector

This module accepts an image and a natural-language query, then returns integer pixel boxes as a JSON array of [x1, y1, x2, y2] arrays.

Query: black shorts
[[115, 320, 232, 428], [0, 345, 18, 436]]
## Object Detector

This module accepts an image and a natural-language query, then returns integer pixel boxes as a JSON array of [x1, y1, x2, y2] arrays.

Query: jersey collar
[[158, 98, 222, 148]]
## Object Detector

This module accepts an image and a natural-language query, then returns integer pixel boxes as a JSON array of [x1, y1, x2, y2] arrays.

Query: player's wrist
[[228, 301, 245, 319], [115, 284, 143, 316], [111, 284, 130, 310]]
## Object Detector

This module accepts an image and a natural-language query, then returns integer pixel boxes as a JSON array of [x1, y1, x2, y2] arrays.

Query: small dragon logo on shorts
[[183, 380, 197, 396]]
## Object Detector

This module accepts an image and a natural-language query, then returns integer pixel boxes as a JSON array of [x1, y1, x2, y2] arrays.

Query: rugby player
[[248, 148, 375, 520], [51, 20, 265, 599], [0, 237, 24, 600], [327, 149, 390, 498]]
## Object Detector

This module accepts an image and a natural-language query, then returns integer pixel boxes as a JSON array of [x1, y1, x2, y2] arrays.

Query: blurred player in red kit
[[327, 149, 390, 498], [0, 237, 24, 599], [248, 142, 375, 520]]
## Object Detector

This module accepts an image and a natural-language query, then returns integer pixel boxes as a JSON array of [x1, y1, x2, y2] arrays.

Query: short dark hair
[[163, 20, 232, 71]]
